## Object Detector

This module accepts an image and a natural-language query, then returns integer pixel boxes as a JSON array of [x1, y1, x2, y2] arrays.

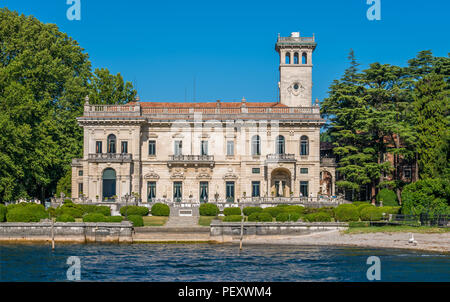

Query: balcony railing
[[168, 155, 215, 166], [266, 153, 296, 162], [88, 153, 132, 163], [320, 157, 336, 167]]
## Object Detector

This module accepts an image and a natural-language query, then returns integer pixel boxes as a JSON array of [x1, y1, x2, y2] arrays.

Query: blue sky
[[2, 0, 449, 104]]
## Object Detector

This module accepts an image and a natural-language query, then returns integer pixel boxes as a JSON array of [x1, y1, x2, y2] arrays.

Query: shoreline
[[1, 229, 449, 254]]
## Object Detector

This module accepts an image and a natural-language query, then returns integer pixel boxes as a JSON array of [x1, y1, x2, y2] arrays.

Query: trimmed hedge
[[248, 212, 273, 222], [356, 203, 375, 214], [243, 207, 263, 216], [334, 204, 359, 222], [56, 214, 75, 222], [120, 206, 149, 217], [223, 215, 243, 222], [79, 205, 111, 216], [150, 203, 170, 216], [282, 205, 306, 215], [276, 212, 301, 222], [105, 216, 124, 223], [262, 207, 284, 218], [199, 203, 219, 216], [6, 204, 48, 222], [359, 207, 383, 221], [82, 213, 106, 222], [305, 212, 332, 222], [127, 215, 144, 227], [223, 207, 241, 216], [56, 204, 83, 218], [379, 206, 401, 215], [0, 204, 6, 222], [376, 188, 398, 206]]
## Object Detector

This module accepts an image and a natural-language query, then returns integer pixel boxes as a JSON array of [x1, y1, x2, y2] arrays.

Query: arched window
[[276, 135, 285, 154], [252, 135, 261, 156], [102, 168, 116, 201], [285, 52, 290, 64], [302, 52, 307, 64], [107, 134, 116, 153], [300, 135, 309, 155], [294, 53, 299, 64]]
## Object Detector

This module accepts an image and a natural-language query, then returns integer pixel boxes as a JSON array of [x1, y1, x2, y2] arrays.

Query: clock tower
[[276, 32, 317, 107]]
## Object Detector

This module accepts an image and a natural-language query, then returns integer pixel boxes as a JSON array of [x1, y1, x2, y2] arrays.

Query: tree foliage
[[0, 8, 136, 202]]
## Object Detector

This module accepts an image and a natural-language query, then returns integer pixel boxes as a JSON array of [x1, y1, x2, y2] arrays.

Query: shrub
[[401, 178, 450, 215], [223, 215, 243, 222], [356, 203, 375, 214], [243, 207, 263, 216], [127, 215, 144, 227], [317, 207, 335, 217], [247, 213, 259, 222], [56, 204, 83, 218], [262, 207, 284, 218], [305, 212, 332, 222], [105, 216, 124, 223], [63, 199, 73, 204], [223, 207, 241, 216], [56, 214, 75, 222], [150, 203, 170, 216], [283, 205, 305, 215], [379, 206, 401, 215], [360, 207, 383, 221], [120, 206, 149, 217], [376, 189, 398, 206], [79, 205, 111, 216], [334, 204, 359, 222], [82, 213, 106, 222], [276, 212, 301, 222], [6, 204, 48, 222], [257, 212, 273, 222], [199, 203, 219, 216], [352, 201, 371, 207], [0, 204, 6, 222]]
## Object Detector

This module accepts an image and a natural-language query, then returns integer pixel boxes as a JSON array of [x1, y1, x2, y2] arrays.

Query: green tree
[[0, 8, 136, 202], [413, 73, 449, 179]]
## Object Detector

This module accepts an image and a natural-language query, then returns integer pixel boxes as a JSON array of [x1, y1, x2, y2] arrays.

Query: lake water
[[0, 243, 449, 282]]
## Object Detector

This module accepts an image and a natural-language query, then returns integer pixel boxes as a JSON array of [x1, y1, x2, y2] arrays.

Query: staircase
[[165, 216, 199, 228]]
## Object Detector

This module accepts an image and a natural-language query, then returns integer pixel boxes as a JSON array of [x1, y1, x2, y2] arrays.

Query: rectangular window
[[252, 168, 260, 174], [300, 181, 309, 197], [226, 181, 235, 202], [147, 182, 156, 202], [173, 181, 182, 202], [96, 141, 102, 153], [201, 141, 208, 156], [252, 181, 260, 197], [78, 170, 83, 176], [121, 141, 128, 154], [149, 140, 156, 156], [227, 141, 234, 156], [78, 183, 83, 197], [199, 182, 209, 203], [300, 168, 308, 174], [404, 168, 412, 179], [174, 140, 182, 156]]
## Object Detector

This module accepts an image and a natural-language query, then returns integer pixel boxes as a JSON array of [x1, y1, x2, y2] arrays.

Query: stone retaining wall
[[210, 221, 348, 242], [0, 222, 133, 243]]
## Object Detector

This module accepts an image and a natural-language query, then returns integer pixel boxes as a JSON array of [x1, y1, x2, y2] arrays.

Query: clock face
[[288, 81, 304, 96]]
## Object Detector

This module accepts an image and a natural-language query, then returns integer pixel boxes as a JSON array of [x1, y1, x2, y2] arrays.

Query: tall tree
[[0, 8, 136, 202]]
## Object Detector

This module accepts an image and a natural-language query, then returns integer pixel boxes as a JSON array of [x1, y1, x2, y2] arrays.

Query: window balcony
[[266, 154, 296, 163], [88, 153, 132, 163], [168, 155, 215, 167]]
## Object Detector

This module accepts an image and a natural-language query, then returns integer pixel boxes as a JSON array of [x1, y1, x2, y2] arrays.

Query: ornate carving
[[170, 171, 185, 180], [144, 172, 160, 180]]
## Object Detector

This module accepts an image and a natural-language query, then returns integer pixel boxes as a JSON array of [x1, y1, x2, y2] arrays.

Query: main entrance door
[[102, 168, 116, 201], [270, 168, 291, 197]]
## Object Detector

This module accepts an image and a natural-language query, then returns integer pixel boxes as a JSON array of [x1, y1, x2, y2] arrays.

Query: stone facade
[[71, 32, 336, 204]]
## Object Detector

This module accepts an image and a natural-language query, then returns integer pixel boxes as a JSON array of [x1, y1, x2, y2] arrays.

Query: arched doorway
[[270, 168, 291, 197], [102, 168, 116, 201]]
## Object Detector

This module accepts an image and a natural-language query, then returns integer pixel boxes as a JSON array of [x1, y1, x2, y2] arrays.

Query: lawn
[[142, 216, 168, 226], [198, 216, 223, 226], [345, 225, 450, 234]]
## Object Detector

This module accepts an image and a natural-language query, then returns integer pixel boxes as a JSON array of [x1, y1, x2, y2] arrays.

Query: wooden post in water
[[239, 205, 244, 251], [51, 217, 55, 250]]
